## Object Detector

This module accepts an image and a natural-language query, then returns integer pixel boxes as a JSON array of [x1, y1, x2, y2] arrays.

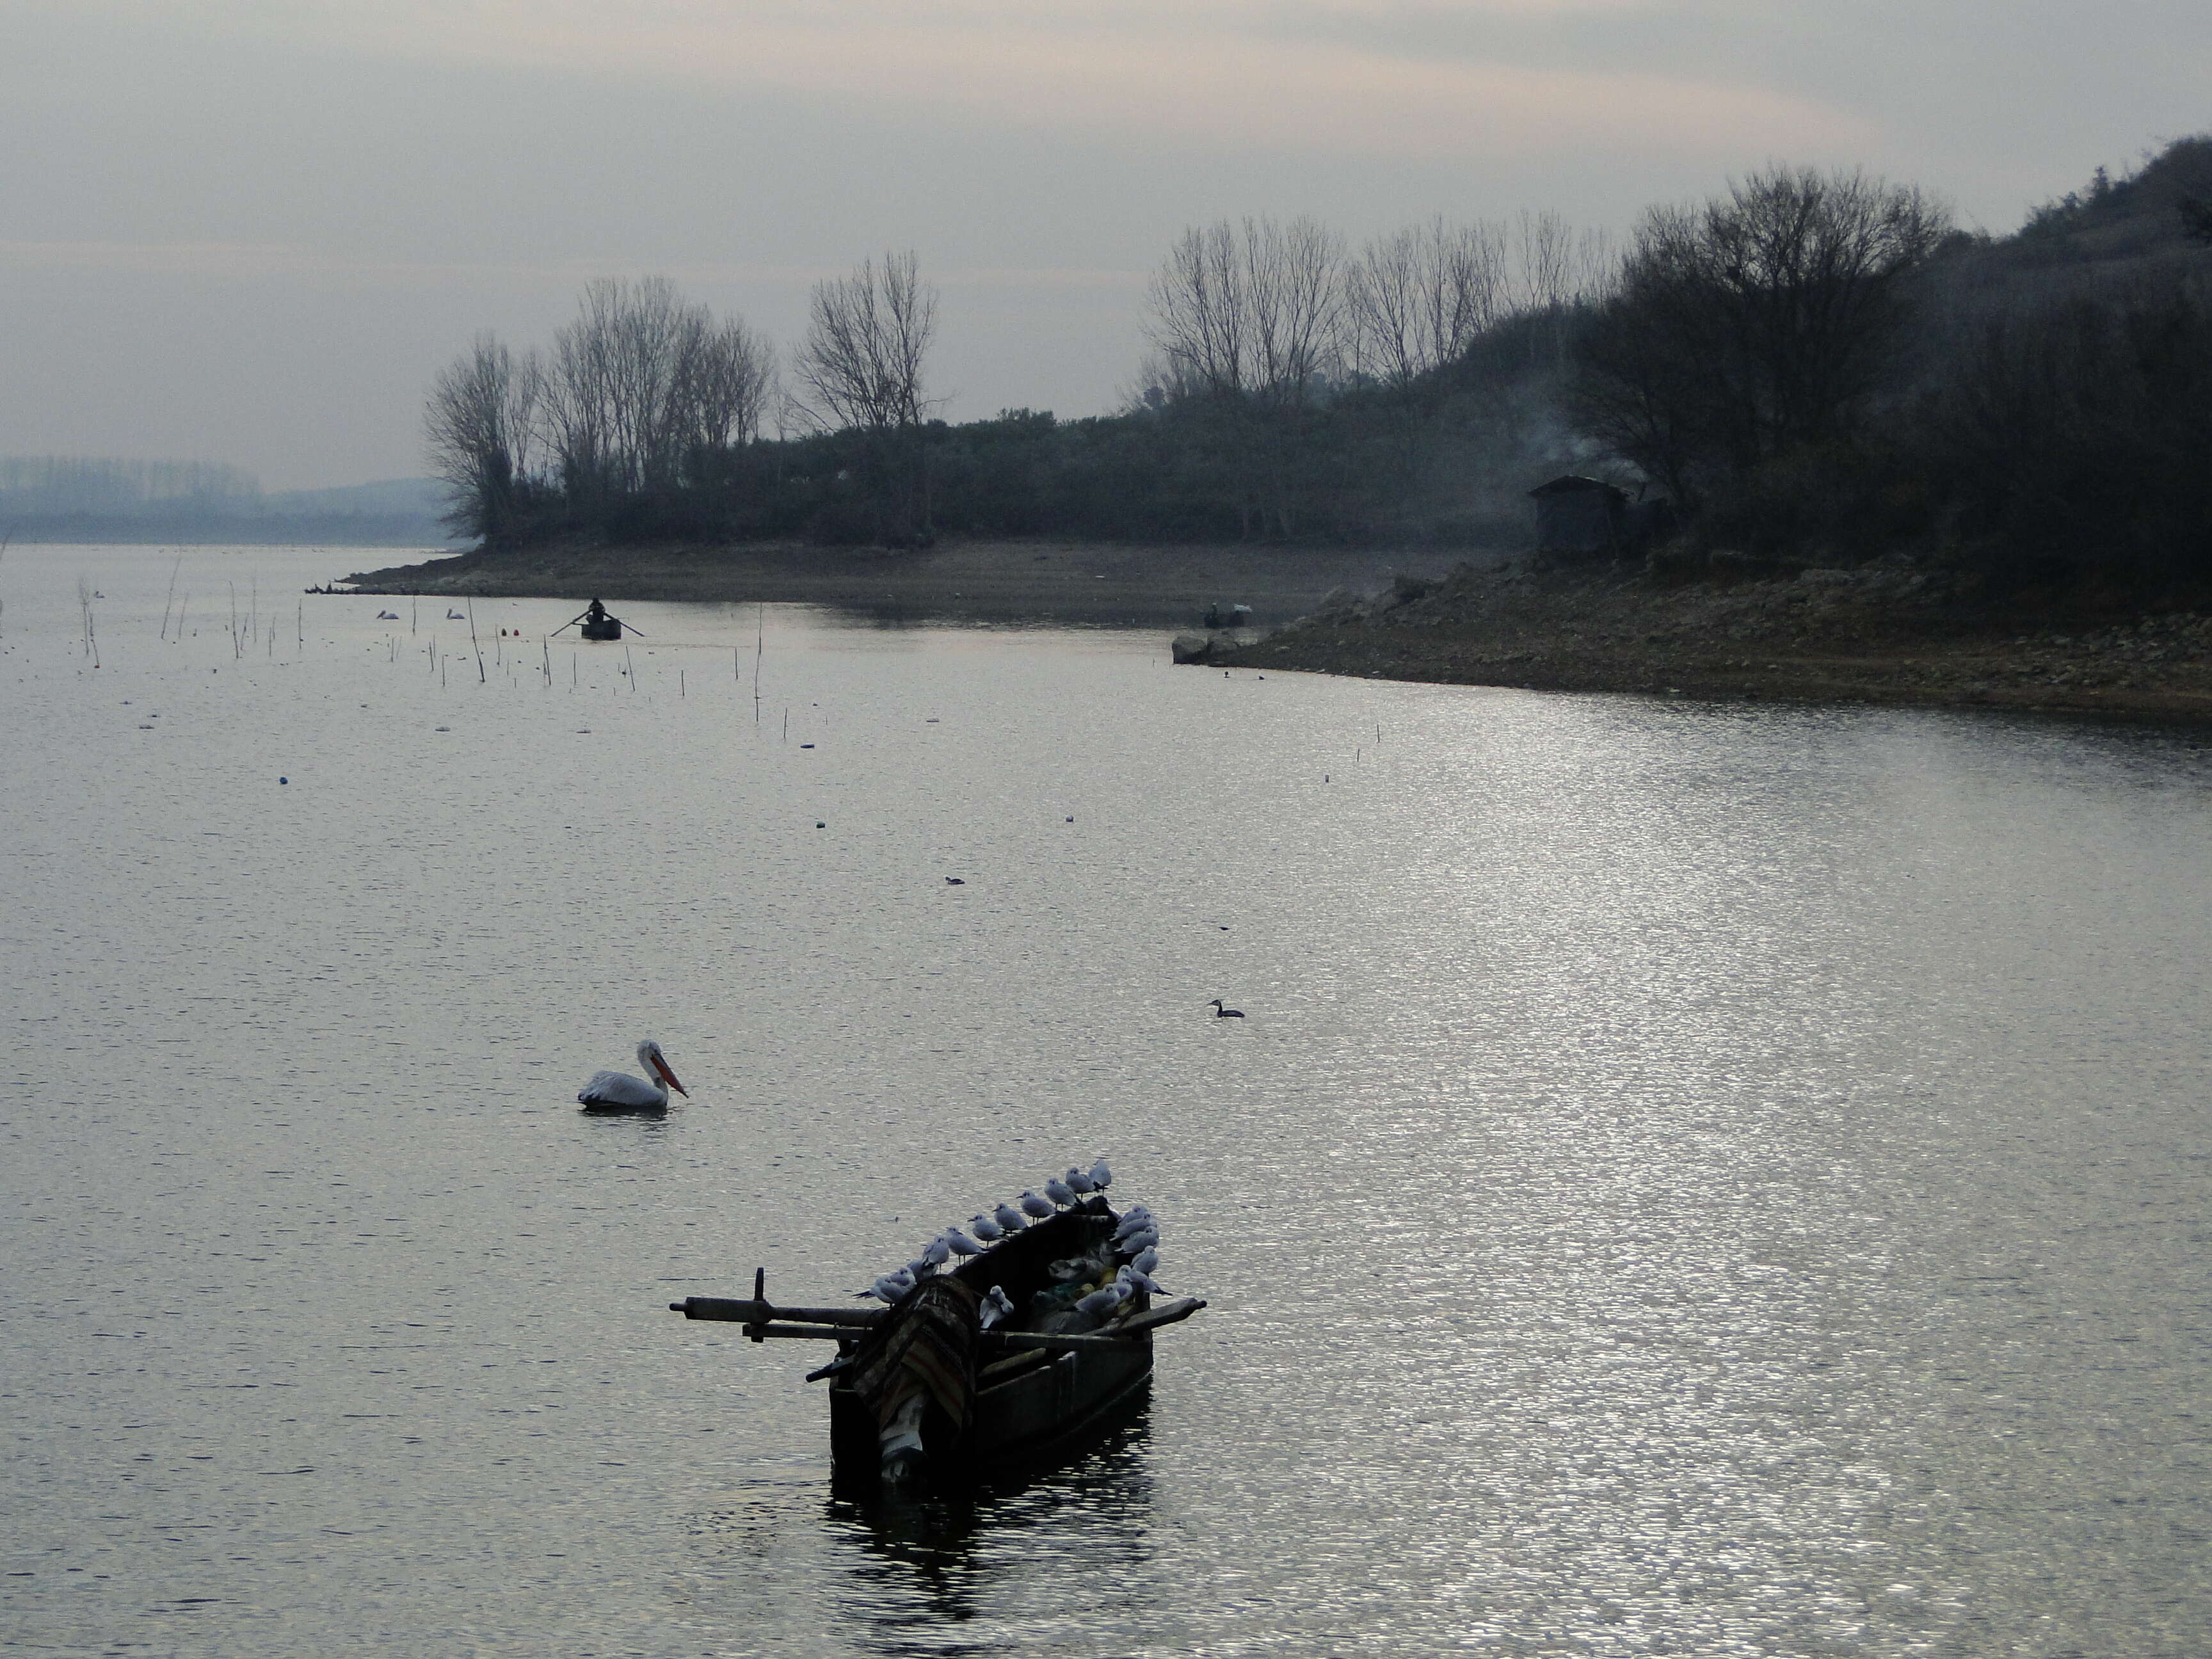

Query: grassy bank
[[1207, 561, 2212, 725]]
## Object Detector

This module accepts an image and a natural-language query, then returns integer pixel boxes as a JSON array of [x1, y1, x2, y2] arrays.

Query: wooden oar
[[668, 1294, 1207, 1353]]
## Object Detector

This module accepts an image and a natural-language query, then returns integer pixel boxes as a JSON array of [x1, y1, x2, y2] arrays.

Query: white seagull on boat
[[942, 1226, 984, 1258], [969, 1212, 1006, 1243], [979, 1285, 1015, 1329], [860, 1269, 915, 1303], [1018, 1190, 1055, 1221], [1043, 1176, 1077, 1208], [577, 1039, 688, 1109], [1064, 1166, 1095, 1196], [993, 1201, 1030, 1233], [1087, 1158, 1112, 1194]]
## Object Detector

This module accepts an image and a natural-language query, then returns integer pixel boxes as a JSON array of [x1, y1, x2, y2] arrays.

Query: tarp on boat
[[842, 1275, 981, 1436]]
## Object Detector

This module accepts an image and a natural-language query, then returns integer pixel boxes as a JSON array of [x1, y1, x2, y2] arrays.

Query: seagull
[[577, 1039, 688, 1110], [903, 1256, 936, 1280], [979, 1285, 1015, 1329], [1018, 1190, 1055, 1221], [1043, 1175, 1077, 1208], [860, 1269, 915, 1303], [1112, 1205, 1151, 1241], [1118, 1263, 1163, 1295], [969, 1212, 1006, 1244], [942, 1226, 984, 1258], [1064, 1166, 1096, 1197], [1087, 1158, 1112, 1194], [1119, 1226, 1159, 1254], [1075, 1283, 1128, 1318], [1208, 998, 1246, 1018], [1130, 1246, 1160, 1277], [993, 1201, 1031, 1233], [918, 1236, 952, 1269]]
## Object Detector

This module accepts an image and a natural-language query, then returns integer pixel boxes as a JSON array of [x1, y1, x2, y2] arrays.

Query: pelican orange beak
[[653, 1055, 689, 1097]]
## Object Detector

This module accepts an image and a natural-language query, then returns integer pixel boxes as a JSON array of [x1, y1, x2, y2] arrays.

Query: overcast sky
[[3, 1, 2204, 488]]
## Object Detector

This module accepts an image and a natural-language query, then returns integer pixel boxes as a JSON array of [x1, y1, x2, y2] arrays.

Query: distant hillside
[[0, 460, 460, 545]]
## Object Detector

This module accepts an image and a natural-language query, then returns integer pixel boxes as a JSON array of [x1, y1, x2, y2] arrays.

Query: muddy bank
[[340, 536, 1467, 631], [1206, 561, 2212, 726]]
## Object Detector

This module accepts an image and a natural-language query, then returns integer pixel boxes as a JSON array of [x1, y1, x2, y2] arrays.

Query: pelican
[[969, 1212, 1006, 1244], [979, 1285, 1015, 1329], [993, 1201, 1031, 1233], [1017, 1190, 1055, 1221], [1208, 998, 1245, 1018], [1043, 1175, 1077, 1209], [577, 1039, 688, 1109]]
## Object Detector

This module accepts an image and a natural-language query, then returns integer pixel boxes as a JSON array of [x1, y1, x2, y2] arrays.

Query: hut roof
[[1528, 474, 1628, 501]]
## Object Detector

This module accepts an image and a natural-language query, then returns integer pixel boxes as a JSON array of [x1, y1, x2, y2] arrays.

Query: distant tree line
[[428, 138, 2212, 595], [426, 217, 1613, 554]]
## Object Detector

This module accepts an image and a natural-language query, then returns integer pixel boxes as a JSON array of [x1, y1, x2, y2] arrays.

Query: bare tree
[[1573, 166, 1950, 508], [425, 332, 539, 542], [790, 251, 938, 433], [1145, 217, 1345, 406], [539, 276, 775, 501], [1343, 219, 1507, 389]]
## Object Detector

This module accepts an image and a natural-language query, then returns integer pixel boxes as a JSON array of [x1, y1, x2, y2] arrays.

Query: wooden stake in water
[[160, 552, 182, 641], [467, 598, 486, 684], [543, 637, 552, 687], [680, 669, 686, 698]]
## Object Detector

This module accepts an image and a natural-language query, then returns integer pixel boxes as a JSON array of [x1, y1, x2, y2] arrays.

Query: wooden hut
[[1528, 475, 1630, 560]]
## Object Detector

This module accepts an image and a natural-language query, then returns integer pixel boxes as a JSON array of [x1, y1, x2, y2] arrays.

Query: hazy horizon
[[4, 1, 2205, 490]]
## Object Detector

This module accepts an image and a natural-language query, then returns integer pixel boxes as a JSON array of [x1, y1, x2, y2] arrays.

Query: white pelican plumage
[[577, 1039, 689, 1110]]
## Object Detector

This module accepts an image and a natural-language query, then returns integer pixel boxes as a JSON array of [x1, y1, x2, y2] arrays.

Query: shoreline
[[340, 536, 1463, 632], [1206, 562, 2212, 727], [341, 537, 2212, 726]]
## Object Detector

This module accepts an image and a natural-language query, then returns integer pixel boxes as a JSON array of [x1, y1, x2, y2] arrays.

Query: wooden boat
[[579, 614, 623, 641], [670, 1196, 1203, 1489]]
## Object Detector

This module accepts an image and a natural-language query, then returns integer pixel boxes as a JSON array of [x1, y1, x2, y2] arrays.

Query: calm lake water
[[3, 544, 2208, 1658]]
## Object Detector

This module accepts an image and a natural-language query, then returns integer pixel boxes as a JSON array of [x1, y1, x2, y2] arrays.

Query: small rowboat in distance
[[671, 1197, 1203, 1489]]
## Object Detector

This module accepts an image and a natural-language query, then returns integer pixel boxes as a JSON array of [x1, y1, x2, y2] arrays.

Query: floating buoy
[[278, 776, 287, 785]]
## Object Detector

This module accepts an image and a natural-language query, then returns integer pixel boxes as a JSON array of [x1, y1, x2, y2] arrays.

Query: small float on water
[[671, 1182, 1201, 1489]]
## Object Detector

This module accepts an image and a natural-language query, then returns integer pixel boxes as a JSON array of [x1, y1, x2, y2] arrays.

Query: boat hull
[[829, 1328, 1152, 1489]]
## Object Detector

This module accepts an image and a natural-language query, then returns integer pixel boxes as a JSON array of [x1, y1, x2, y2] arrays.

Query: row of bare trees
[[427, 260, 938, 543], [1141, 210, 1612, 407], [1134, 211, 1610, 538]]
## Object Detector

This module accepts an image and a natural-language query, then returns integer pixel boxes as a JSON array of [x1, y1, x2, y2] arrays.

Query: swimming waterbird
[[577, 1039, 688, 1110]]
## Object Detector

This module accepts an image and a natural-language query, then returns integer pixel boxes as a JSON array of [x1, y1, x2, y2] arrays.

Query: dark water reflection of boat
[[824, 1408, 1158, 1655]]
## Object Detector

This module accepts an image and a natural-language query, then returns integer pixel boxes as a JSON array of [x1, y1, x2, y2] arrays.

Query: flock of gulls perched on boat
[[858, 1159, 1166, 1322]]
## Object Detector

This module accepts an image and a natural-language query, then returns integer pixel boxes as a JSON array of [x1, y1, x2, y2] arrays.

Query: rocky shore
[[1207, 559, 2212, 726]]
